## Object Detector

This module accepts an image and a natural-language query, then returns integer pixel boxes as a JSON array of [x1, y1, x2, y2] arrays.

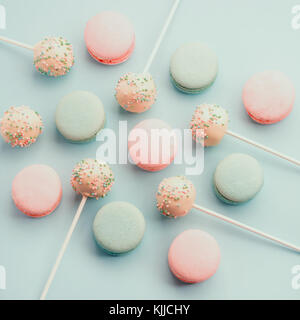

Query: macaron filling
[[170, 72, 217, 94], [87, 37, 135, 65]]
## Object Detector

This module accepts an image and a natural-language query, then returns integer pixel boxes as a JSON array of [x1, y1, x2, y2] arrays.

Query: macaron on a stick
[[156, 176, 300, 253], [190, 103, 300, 166], [0, 106, 43, 147], [40, 159, 114, 300], [0, 35, 74, 76], [115, 0, 181, 113]]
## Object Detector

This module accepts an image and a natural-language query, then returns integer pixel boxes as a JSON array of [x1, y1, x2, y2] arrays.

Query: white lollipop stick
[[143, 0, 181, 73], [0, 35, 34, 51], [40, 196, 87, 300], [192, 203, 300, 253], [226, 130, 300, 166]]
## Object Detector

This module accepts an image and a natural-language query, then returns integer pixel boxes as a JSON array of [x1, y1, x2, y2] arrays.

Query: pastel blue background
[[0, 0, 300, 300]]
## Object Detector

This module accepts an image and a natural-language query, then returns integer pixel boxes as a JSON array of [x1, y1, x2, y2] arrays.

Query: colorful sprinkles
[[33, 36, 74, 77], [71, 159, 114, 199], [115, 72, 156, 113], [0, 106, 43, 147], [190, 103, 228, 144], [156, 176, 195, 218]]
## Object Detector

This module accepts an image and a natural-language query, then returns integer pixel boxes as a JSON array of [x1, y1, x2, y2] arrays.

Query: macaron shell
[[243, 70, 295, 124], [93, 201, 146, 254], [84, 11, 135, 65], [87, 41, 135, 65], [56, 91, 105, 142], [213, 184, 240, 205], [170, 42, 218, 93], [170, 73, 217, 94], [214, 153, 264, 204], [168, 229, 220, 283], [12, 164, 62, 217]]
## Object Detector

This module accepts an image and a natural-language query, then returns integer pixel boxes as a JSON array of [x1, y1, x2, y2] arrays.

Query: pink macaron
[[12, 164, 62, 217], [168, 229, 221, 283], [84, 11, 135, 65], [242, 70, 295, 124], [128, 119, 177, 172]]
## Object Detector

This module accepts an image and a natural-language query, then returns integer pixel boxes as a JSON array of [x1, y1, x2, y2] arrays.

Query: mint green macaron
[[56, 90, 105, 143], [214, 153, 264, 205], [93, 202, 146, 255], [170, 42, 218, 94]]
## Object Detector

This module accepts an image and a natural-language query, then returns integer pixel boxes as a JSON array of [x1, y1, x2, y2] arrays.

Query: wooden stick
[[0, 35, 34, 51], [40, 196, 88, 300], [226, 130, 300, 166], [192, 203, 300, 253], [143, 0, 180, 73]]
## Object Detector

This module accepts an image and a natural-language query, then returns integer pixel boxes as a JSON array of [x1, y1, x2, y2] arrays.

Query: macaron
[[242, 70, 295, 124], [71, 159, 114, 199], [0, 106, 43, 147], [170, 42, 218, 94], [190, 104, 228, 147], [115, 72, 157, 113], [214, 153, 264, 205], [128, 119, 177, 171], [56, 91, 105, 143], [33, 36, 74, 77], [93, 201, 146, 254], [156, 176, 196, 218], [84, 11, 135, 65], [12, 164, 62, 217], [168, 229, 221, 283]]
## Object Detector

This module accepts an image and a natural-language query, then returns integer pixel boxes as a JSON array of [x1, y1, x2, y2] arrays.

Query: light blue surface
[[0, 0, 300, 300]]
